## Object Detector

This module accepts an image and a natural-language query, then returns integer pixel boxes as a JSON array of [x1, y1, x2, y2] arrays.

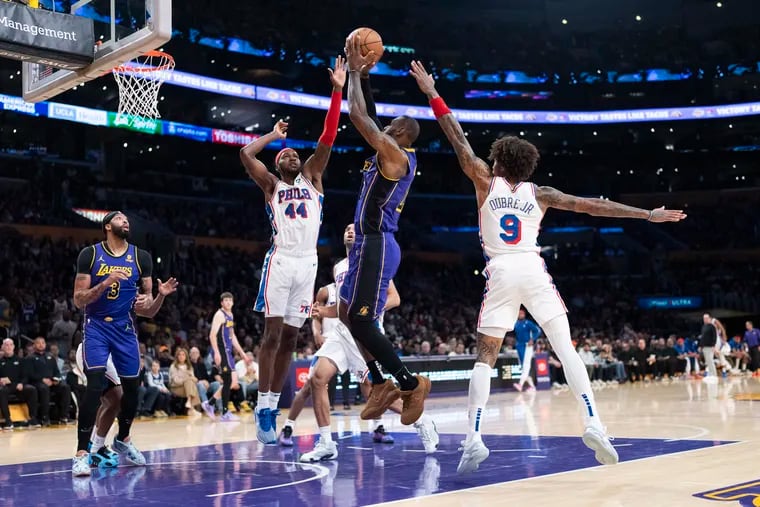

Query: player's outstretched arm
[[345, 35, 408, 178], [535, 186, 688, 222], [240, 121, 286, 197], [303, 55, 346, 194], [409, 61, 491, 197]]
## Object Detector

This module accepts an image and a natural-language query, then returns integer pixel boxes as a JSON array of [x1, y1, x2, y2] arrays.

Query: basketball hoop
[[112, 50, 175, 125]]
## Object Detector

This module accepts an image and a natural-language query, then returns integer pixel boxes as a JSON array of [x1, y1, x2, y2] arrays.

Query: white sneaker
[[299, 438, 338, 462], [113, 438, 147, 466], [582, 426, 619, 465], [457, 439, 489, 474], [72, 453, 91, 477], [414, 418, 439, 454]]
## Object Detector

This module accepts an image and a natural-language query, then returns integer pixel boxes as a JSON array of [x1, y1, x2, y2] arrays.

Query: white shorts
[[477, 253, 567, 337], [76, 343, 120, 386], [254, 248, 318, 327], [310, 323, 368, 380]]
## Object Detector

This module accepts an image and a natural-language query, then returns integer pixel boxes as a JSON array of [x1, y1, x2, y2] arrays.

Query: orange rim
[[113, 50, 175, 73]]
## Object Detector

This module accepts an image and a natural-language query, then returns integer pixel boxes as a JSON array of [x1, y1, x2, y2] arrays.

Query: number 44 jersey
[[266, 174, 324, 256], [479, 178, 543, 260]]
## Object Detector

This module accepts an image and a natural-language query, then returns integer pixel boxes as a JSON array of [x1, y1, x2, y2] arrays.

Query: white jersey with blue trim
[[266, 174, 323, 255], [479, 178, 543, 259]]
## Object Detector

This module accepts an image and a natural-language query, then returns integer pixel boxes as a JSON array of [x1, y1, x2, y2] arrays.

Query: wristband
[[430, 96, 452, 118]]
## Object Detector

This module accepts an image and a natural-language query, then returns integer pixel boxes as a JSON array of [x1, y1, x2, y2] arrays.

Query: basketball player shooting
[[71, 211, 178, 476], [410, 60, 687, 473], [340, 34, 430, 426], [240, 56, 345, 444]]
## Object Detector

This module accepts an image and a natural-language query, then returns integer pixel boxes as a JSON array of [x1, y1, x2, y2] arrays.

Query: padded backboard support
[[22, 0, 171, 103]]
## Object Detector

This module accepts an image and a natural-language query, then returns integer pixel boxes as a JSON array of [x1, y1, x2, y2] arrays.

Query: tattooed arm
[[535, 186, 687, 222], [409, 60, 491, 206]]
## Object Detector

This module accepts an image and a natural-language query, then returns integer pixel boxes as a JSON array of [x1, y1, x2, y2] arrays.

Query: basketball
[[349, 27, 384, 61]]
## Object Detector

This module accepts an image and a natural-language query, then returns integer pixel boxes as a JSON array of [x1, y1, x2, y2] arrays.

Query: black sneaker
[[28, 418, 41, 428], [2, 422, 14, 431], [343, 403, 351, 410]]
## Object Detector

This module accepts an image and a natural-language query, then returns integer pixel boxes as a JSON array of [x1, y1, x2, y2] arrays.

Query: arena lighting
[[72, 208, 110, 223], [107, 66, 760, 125]]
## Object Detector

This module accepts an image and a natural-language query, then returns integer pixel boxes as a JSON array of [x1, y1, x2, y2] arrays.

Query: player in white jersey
[[240, 56, 346, 444], [411, 61, 687, 473], [279, 224, 439, 460]]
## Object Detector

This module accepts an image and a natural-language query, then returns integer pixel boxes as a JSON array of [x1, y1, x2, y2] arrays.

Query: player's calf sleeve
[[542, 315, 603, 429], [117, 378, 140, 442], [467, 362, 491, 442], [78, 370, 106, 451], [221, 371, 232, 414], [350, 318, 418, 391]]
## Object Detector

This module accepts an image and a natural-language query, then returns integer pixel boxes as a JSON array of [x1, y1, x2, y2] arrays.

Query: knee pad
[[85, 370, 107, 393]]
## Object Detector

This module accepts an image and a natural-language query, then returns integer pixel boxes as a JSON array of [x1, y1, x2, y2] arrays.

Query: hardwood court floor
[[2, 377, 758, 507]]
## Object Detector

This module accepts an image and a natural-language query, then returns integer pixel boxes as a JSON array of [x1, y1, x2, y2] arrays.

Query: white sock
[[92, 433, 106, 450], [90, 426, 98, 442], [284, 418, 296, 430], [270, 392, 281, 410], [466, 362, 492, 443], [543, 315, 603, 431], [257, 391, 269, 411], [319, 426, 333, 444], [415, 413, 433, 427]]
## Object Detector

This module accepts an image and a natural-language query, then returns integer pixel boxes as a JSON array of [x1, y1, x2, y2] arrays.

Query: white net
[[112, 51, 175, 125]]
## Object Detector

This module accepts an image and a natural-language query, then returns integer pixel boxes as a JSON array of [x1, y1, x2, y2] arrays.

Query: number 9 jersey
[[479, 178, 542, 259], [477, 178, 567, 337]]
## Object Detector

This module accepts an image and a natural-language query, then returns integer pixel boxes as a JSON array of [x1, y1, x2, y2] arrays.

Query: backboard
[[22, 0, 171, 102]]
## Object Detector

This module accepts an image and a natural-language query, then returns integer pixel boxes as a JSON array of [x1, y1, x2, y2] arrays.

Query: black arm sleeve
[[76, 246, 96, 274], [136, 248, 153, 278], [361, 77, 383, 130]]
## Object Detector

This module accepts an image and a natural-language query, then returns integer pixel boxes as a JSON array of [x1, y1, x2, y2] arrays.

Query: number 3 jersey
[[266, 174, 324, 256], [76, 242, 152, 319], [479, 178, 543, 259]]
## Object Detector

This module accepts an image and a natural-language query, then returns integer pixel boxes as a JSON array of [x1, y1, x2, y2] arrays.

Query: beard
[[111, 224, 130, 239]]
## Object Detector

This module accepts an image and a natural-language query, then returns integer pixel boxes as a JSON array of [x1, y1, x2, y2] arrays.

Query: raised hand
[[272, 119, 288, 140], [158, 277, 179, 296], [344, 34, 376, 74], [648, 206, 687, 223], [409, 60, 437, 97], [329, 55, 347, 89]]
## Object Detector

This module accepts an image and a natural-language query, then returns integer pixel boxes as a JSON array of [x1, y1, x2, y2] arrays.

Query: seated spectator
[[235, 351, 258, 407], [578, 342, 598, 380], [156, 345, 173, 367], [598, 344, 626, 382], [0, 338, 40, 429], [144, 360, 170, 417], [25, 337, 71, 425], [728, 335, 750, 373], [169, 348, 202, 414], [189, 346, 215, 417]]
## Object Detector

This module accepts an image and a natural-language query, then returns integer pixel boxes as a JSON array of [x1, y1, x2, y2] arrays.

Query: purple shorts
[[339, 233, 400, 322]]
